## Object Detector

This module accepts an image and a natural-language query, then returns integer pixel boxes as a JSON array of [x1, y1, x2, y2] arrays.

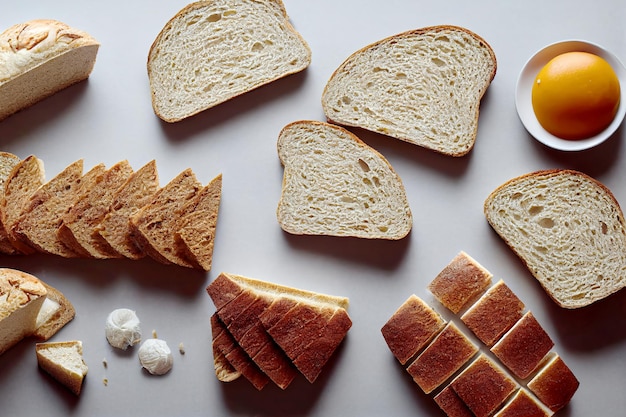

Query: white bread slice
[[13, 159, 84, 257], [0, 152, 21, 254], [1, 155, 45, 254], [97, 160, 159, 260], [147, 0, 311, 122], [0, 19, 99, 121], [484, 169, 626, 308], [276, 120, 412, 240], [321, 25, 497, 156], [36, 340, 88, 395], [0, 268, 47, 355]]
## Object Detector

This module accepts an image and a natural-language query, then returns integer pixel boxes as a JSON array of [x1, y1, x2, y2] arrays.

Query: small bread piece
[[0, 268, 47, 355], [433, 386, 475, 417], [527, 354, 579, 413], [0, 152, 21, 254], [494, 389, 552, 417], [0, 20, 99, 121], [406, 321, 478, 394], [450, 354, 518, 417], [175, 174, 222, 271], [484, 169, 626, 308], [461, 280, 525, 346], [1, 155, 45, 254], [428, 251, 493, 314], [381, 294, 446, 365], [97, 160, 159, 260], [32, 282, 75, 341], [148, 0, 311, 122], [277, 120, 412, 240], [321, 25, 497, 156], [13, 159, 84, 257], [131, 168, 201, 267], [59, 160, 133, 259], [35, 340, 88, 395]]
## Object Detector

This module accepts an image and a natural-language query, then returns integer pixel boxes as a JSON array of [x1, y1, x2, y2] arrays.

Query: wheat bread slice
[[35, 340, 88, 395], [0, 20, 99, 121], [1, 155, 45, 254], [59, 160, 133, 258], [32, 282, 75, 341], [484, 169, 626, 308], [147, 0, 311, 122], [321, 25, 496, 156], [0, 152, 21, 254], [97, 160, 159, 260], [130, 168, 201, 267], [13, 159, 84, 257], [277, 120, 412, 240]]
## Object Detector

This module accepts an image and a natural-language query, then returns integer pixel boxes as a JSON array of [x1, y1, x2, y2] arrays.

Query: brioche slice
[[484, 169, 626, 308], [13, 159, 84, 257], [131, 168, 201, 267], [174, 174, 222, 271], [527, 354, 579, 413], [321, 25, 497, 156], [32, 282, 75, 341], [0, 268, 47, 355], [0, 20, 99, 121], [1, 155, 45, 254], [36, 340, 88, 395], [0, 152, 21, 254], [148, 0, 311, 122], [97, 160, 159, 260], [277, 120, 412, 240]]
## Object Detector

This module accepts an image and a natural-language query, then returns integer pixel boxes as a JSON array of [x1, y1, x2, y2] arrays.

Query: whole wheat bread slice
[[0, 152, 21, 254]]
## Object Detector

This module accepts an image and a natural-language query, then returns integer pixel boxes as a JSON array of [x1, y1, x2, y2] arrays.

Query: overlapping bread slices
[[207, 272, 352, 389], [381, 252, 579, 416]]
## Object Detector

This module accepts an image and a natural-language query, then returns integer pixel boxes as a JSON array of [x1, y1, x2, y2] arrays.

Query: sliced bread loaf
[[484, 169, 626, 308], [0, 152, 21, 254], [147, 0, 311, 122], [0, 19, 99, 121], [277, 120, 412, 240], [321, 25, 497, 156]]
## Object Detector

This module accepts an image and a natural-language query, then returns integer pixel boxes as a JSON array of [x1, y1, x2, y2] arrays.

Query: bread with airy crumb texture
[[148, 0, 311, 122], [322, 25, 496, 156], [277, 120, 412, 240], [484, 169, 626, 308], [36, 340, 88, 395], [32, 282, 75, 341], [0, 20, 99, 121], [0, 152, 20, 254]]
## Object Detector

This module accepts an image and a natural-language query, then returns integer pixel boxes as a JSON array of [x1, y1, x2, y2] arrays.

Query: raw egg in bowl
[[516, 40, 626, 151]]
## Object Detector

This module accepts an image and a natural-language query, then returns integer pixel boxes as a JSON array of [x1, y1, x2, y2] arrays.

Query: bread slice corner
[[36, 340, 88, 395]]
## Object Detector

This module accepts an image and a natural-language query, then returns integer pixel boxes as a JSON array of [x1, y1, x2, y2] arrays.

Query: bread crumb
[[152, 329, 158, 339], [103, 358, 108, 368], [179, 342, 185, 355], [103, 378, 108, 386]]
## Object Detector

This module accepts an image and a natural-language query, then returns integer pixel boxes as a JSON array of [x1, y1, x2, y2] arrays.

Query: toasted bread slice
[[277, 120, 412, 239], [147, 0, 311, 122], [36, 340, 88, 395], [494, 389, 552, 417], [527, 354, 579, 413], [434, 386, 475, 417], [97, 160, 159, 260], [0, 152, 21, 254], [322, 25, 496, 156]]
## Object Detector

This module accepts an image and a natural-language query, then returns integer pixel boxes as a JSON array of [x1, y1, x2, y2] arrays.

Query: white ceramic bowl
[[515, 40, 626, 151]]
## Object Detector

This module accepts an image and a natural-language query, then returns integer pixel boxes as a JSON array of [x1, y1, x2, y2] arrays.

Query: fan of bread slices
[[0, 152, 221, 271], [207, 272, 352, 389], [381, 252, 579, 416]]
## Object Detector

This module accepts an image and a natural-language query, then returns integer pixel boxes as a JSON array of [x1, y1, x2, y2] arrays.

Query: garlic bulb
[[105, 308, 142, 350], [138, 338, 173, 375]]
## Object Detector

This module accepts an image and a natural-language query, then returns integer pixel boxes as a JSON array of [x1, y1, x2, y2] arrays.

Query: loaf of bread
[[36, 340, 88, 395], [207, 272, 351, 389], [147, 0, 311, 122], [277, 120, 412, 240], [484, 169, 626, 308], [321, 25, 497, 156], [0, 19, 99, 121]]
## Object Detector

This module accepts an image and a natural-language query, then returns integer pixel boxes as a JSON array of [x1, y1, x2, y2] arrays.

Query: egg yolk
[[531, 51, 621, 140]]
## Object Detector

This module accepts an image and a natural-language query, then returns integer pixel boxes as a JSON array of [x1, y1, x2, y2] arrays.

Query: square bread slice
[[494, 389, 552, 417], [36, 340, 88, 395], [433, 385, 475, 417], [527, 354, 579, 413]]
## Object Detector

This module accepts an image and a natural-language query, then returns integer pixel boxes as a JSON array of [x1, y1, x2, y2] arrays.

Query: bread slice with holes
[[277, 120, 412, 239], [147, 0, 311, 122], [321, 25, 496, 156], [484, 169, 626, 308], [0, 152, 21, 254]]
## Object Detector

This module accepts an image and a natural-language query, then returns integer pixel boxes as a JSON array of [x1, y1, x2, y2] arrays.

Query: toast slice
[[527, 354, 579, 413], [484, 169, 626, 308], [35, 340, 88, 395], [0, 20, 99, 121], [0, 152, 21, 254], [13, 159, 84, 257], [147, 0, 311, 122], [59, 160, 133, 258], [321, 25, 496, 156], [1, 155, 45, 254], [97, 160, 159, 260], [131, 168, 201, 267], [277, 120, 412, 240]]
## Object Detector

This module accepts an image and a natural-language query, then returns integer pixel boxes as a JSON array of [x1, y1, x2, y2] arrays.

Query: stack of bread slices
[[0, 153, 221, 271], [207, 272, 352, 389]]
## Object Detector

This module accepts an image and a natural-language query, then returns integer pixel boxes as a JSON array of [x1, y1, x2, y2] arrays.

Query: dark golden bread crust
[[527, 354, 579, 412], [494, 389, 550, 417], [433, 386, 475, 417]]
